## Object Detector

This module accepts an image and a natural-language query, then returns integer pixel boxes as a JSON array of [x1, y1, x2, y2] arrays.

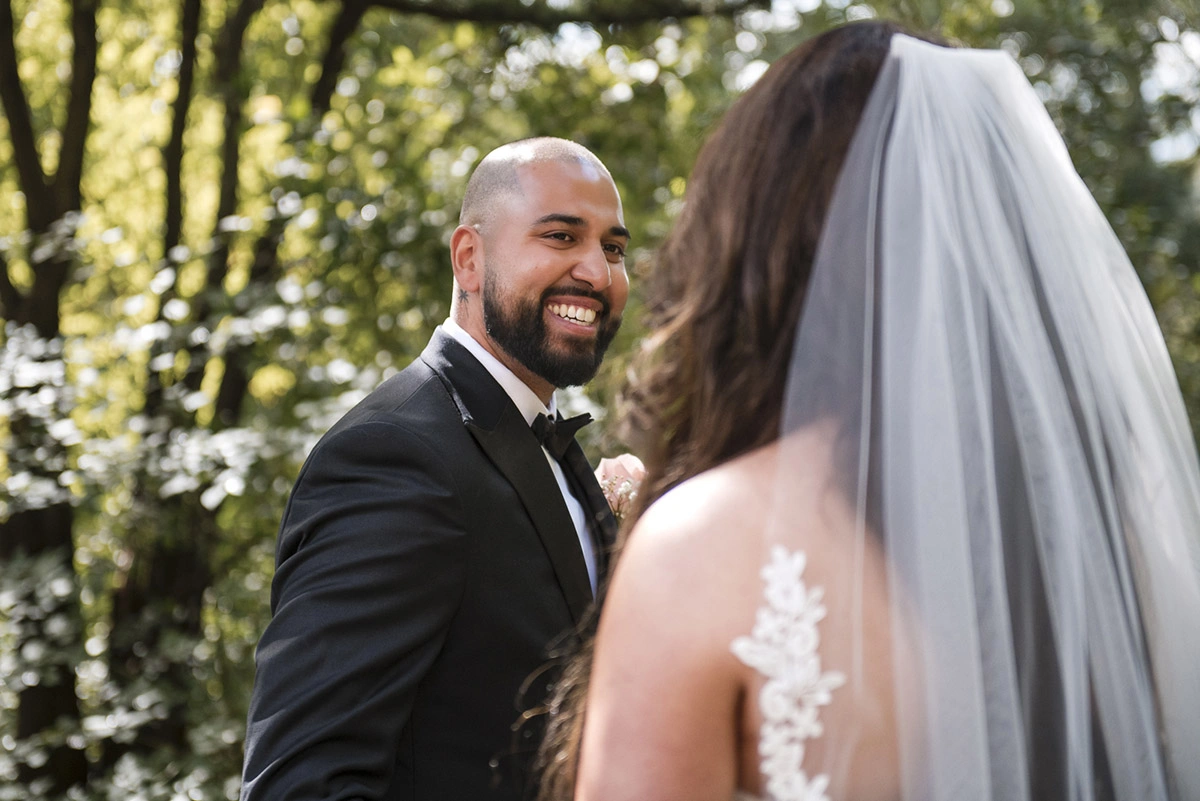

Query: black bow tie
[[531, 412, 592, 460]]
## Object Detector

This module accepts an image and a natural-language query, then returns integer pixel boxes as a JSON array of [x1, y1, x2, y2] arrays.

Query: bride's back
[[564, 19, 1200, 801], [721, 431, 913, 801], [579, 426, 910, 801]]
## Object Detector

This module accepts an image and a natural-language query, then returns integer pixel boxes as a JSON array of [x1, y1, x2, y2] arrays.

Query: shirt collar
[[442, 318, 555, 426]]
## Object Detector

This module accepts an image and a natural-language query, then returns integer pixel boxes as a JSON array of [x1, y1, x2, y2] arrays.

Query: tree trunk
[[104, 0, 267, 768], [0, 0, 96, 791]]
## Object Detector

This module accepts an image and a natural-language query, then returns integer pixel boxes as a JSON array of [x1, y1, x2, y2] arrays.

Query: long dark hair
[[536, 20, 911, 798], [623, 19, 912, 514]]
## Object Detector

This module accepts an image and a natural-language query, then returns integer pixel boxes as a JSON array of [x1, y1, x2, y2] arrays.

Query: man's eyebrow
[[531, 213, 586, 227], [530, 214, 630, 240]]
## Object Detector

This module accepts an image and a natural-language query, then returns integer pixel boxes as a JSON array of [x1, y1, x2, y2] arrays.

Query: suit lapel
[[467, 411, 593, 623], [421, 329, 594, 625], [559, 439, 619, 580]]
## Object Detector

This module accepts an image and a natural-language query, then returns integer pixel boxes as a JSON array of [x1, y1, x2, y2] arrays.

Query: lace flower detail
[[732, 546, 846, 801]]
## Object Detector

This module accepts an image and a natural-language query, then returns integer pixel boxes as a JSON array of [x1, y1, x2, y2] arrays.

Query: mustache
[[540, 286, 612, 317]]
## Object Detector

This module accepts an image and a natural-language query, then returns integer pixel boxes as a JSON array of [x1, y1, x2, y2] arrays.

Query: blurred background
[[0, 0, 1197, 798]]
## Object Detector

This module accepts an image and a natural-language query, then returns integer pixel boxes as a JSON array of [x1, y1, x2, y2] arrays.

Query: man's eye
[[545, 232, 572, 242], [604, 243, 626, 258]]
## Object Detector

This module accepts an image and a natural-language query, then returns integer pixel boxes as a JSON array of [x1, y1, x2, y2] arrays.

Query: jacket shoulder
[[328, 356, 455, 435]]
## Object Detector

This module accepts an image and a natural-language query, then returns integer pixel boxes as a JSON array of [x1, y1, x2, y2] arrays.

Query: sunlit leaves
[[1, 0, 1198, 797]]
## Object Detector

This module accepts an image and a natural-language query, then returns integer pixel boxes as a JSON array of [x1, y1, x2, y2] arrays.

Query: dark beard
[[482, 274, 621, 388]]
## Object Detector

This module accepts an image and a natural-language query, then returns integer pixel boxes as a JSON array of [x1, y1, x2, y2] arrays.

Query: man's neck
[[442, 318, 556, 421]]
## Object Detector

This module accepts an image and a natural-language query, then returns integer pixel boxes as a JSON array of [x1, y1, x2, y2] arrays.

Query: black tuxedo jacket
[[241, 329, 617, 801]]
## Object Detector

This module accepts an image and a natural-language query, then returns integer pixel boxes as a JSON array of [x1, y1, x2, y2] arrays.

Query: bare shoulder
[[632, 450, 773, 558], [578, 429, 871, 800], [619, 447, 778, 609], [625, 428, 847, 591], [577, 446, 790, 801], [608, 432, 850, 657]]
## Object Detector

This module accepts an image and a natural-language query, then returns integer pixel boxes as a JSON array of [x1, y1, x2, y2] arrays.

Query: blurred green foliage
[[0, 0, 1196, 798]]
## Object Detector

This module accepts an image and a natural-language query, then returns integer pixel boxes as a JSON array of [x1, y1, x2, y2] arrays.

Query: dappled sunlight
[[0, 0, 1196, 797]]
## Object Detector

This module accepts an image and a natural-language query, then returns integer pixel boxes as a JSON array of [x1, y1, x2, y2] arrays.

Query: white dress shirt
[[441, 318, 598, 594]]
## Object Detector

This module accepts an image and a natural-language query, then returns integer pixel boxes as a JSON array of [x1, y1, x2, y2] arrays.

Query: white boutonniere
[[595, 453, 645, 521]]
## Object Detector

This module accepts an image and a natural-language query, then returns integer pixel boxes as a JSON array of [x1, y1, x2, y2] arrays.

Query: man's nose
[[571, 244, 613, 290]]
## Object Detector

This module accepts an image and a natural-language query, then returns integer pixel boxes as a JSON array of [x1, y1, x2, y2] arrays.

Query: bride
[[538, 20, 1200, 801]]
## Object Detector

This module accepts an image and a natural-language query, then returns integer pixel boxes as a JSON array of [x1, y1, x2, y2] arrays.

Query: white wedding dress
[[731, 547, 843, 801], [722, 31, 1200, 801]]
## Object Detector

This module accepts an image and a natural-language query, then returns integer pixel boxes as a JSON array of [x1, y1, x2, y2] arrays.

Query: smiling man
[[451, 138, 629, 405], [241, 138, 626, 801]]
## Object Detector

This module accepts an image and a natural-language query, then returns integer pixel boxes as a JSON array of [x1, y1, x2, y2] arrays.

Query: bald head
[[460, 137, 612, 231]]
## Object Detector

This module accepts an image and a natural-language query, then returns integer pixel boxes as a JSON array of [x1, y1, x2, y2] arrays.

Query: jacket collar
[[440, 317, 555, 427], [420, 328, 595, 624]]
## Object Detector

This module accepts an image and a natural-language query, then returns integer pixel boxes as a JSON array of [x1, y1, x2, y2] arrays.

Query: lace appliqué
[[731, 546, 846, 801]]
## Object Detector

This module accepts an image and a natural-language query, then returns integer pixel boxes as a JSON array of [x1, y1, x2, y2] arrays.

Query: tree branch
[[203, 0, 266, 305], [205, 0, 371, 424], [163, 0, 202, 255], [52, 0, 98, 212], [311, 0, 370, 117], [358, 0, 766, 29], [214, 0, 266, 87], [0, 0, 53, 228], [0, 248, 22, 321], [184, 0, 265, 396], [142, 0, 203, 423]]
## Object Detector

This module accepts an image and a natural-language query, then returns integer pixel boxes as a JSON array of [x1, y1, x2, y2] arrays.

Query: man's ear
[[450, 225, 483, 293]]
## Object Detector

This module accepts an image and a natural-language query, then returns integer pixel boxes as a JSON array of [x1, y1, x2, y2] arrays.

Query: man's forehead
[[510, 155, 607, 186], [487, 142, 605, 182], [460, 137, 618, 230], [511, 162, 621, 220]]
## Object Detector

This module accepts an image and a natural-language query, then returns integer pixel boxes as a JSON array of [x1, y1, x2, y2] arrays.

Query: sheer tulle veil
[[768, 34, 1200, 801]]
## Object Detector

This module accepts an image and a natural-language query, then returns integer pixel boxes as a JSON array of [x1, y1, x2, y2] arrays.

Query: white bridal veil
[[770, 34, 1200, 801]]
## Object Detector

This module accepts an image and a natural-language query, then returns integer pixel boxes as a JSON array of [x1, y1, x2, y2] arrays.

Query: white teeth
[[548, 303, 597, 324]]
